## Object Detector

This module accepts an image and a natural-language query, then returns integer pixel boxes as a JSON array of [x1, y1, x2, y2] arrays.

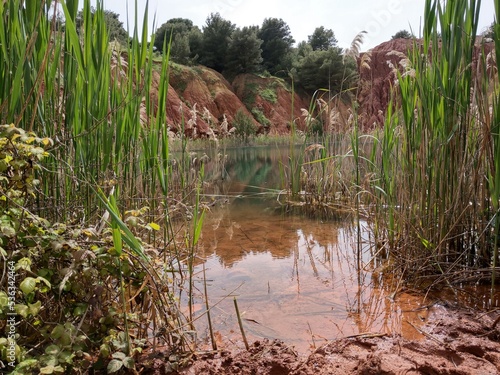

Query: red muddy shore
[[139, 304, 500, 375]]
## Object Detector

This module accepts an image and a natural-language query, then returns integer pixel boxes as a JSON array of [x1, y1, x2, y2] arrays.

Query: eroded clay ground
[[140, 305, 500, 375]]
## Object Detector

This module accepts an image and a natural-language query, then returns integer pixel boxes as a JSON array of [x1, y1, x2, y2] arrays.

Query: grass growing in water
[[374, 0, 499, 287]]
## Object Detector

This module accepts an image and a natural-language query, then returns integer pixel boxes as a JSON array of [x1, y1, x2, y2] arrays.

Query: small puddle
[[183, 145, 499, 353]]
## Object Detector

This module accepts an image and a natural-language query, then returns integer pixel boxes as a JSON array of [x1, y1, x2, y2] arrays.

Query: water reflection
[[191, 198, 426, 352], [180, 143, 499, 352], [184, 144, 498, 353]]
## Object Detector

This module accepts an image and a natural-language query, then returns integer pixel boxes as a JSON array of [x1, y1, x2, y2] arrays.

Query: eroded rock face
[[232, 74, 310, 135], [149, 63, 311, 138], [149, 38, 494, 137], [167, 64, 257, 137], [357, 38, 415, 129], [357, 38, 495, 129]]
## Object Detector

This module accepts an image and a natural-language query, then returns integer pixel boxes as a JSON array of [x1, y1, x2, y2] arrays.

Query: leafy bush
[[233, 110, 257, 143], [251, 108, 271, 128], [0, 124, 180, 373], [259, 88, 277, 103]]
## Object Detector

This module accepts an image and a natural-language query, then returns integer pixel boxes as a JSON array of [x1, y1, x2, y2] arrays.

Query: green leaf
[[96, 189, 149, 262], [112, 228, 122, 255], [12, 359, 38, 372], [40, 365, 65, 374], [112, 351, 126, 360], [0, 291, 8, 308], [45, 344, 61, 356], [107, 359, 124, 373], [1, 223, 16, 237], [123, 356, 135, 369], [28, 301, 42, 316], [51, 325, 65, 340], [17, 257, 32, 271], [72, 304, 87, 317], [193, 209, 206, 246], [14, 304, 28, 318], [20, 277, 36, 295], [58, 350, 74, 364], [36, 276, 51, 288], [39, 366, 56, 374], [100, 343, 111, 358]]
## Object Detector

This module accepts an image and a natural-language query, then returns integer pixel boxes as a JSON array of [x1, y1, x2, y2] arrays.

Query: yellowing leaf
[[41, 138, 53, 146], [148, 222, 160, 231]]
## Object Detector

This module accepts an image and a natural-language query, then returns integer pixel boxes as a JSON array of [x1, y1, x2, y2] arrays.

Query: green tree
[[293, 47, 352, 93], [258, 18, 295, 76], [233, 109, 256, 143], [153, 18, 201, 63], [199, 13, 235, 72], [296, 40, 313, 58], [76, 8, 129, 46], [225, 26, 263, 76], [391, 29, 413, 39], [308, 26, 337, 51]]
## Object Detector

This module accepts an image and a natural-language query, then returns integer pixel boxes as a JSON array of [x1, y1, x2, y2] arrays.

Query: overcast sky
[[90, 0, 495, 51]]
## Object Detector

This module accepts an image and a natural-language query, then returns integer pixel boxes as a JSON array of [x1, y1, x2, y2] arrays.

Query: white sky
[[91, 0, 495, 51]]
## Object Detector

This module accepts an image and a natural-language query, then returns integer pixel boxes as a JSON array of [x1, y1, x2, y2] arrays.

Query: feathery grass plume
[[359, 52, 372, 72], [344, 31, 367, 63]]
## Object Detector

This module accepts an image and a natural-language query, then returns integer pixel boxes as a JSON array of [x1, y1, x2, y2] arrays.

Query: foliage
[[370, 0, 498, 285], [259, 86, 278, 103], [258, 18, 295, 76], [391, 29, 414, 39], [76, 8, 130, 46], [153, 18, 201, 63], [308, 26, 338, 51], [225, 26, 263, 76], [293, 47, 353, 92], [0, 0, 207, 372], [233, 109, 257, 142], [199, 12, 235, 72], [251, 108, 271, 128]]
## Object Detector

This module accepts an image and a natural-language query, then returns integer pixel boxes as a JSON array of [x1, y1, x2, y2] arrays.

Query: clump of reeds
[[0, 0, 212, 371], [371, 0, 500, 288]]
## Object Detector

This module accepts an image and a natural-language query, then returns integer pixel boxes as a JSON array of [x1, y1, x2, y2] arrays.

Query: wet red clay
[[140, 304, 500, 375]]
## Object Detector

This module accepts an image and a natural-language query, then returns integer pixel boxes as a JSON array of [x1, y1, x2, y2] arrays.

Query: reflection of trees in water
[[197, 203, 347, 268], [197, 204, 300, 267], [202, 145, 298, 197]]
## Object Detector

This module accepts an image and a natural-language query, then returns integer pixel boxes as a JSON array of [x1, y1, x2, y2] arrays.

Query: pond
[[183, 144, 498, 353]]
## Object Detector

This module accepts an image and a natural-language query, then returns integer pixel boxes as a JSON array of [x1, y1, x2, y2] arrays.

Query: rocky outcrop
[[232, 74, 311, 135], [166, 64, 257, 137], [357, 38, 495, 129], [149, 38, 495, 136], [149, 63, 311, 138], [357, 38, 414, 129]]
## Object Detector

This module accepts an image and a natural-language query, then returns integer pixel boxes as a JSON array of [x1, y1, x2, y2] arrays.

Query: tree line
[[153, 14, 357, 93], [75, 9, 358, 94]]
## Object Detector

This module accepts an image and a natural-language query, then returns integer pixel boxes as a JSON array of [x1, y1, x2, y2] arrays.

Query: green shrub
[[233, 109, 256, 143], [251, 108, 271, 128], [0, 124, 175, 373], [259, 87, 277, 103]]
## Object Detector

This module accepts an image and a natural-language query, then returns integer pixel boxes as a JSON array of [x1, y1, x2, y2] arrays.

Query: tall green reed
[[489, 0, 500, 285], [0, 0, 205, 355], [375, 0, 499, 285]]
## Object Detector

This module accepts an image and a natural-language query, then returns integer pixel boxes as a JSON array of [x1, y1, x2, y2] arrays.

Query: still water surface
[[186, 144, 496, 352]]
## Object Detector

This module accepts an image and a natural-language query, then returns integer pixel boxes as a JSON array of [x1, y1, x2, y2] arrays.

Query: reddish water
[[190, 199, 429, 352], [184, 145, 500, 353]]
